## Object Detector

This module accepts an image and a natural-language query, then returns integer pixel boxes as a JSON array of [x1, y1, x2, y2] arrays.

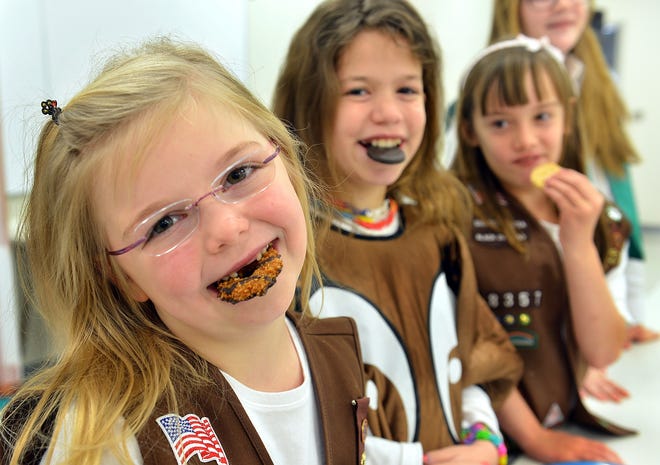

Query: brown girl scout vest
[[137, 313, 370, 465], [312, 207, 522, 451], [467, 188, 635, 436]]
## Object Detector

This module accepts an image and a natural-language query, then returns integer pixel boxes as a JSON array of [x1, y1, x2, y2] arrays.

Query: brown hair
[[273, 0, 471, 228], [489, 0, 640, 175]]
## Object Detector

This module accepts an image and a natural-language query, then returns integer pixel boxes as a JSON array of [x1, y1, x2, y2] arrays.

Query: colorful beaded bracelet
[[460, 422, 508, 465]]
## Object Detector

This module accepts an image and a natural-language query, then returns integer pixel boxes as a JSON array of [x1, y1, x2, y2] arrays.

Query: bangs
[[476, 51, 559, 115]]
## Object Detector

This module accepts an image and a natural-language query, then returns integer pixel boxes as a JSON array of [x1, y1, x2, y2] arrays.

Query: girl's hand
[[423, 441, 497, 465], [525, 428, 624, 464], [542, 168, 626, 367], [580, 366, 630, 403], [543, 168, 604, 252], [628, 323, 660, 344]]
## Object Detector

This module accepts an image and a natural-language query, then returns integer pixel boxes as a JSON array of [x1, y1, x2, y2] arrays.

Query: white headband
[[460, 34, 565, 89]]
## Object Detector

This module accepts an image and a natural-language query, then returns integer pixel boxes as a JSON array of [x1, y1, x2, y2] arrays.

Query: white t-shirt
[[221, 319, 322, 465]]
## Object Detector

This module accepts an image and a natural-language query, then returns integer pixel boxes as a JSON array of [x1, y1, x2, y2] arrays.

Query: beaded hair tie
[[41, 99, 62, 125]]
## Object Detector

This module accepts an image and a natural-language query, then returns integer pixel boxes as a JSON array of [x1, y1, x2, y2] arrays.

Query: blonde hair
[[273, 0, 471, 228], [452, 42, 583, 252], [490, 0, 640, 175], [2, 37, 321, 465]]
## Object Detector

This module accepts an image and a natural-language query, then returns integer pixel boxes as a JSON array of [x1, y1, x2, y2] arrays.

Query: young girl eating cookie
[[0, 37, 368, 465], [452, 35, 633, 464]]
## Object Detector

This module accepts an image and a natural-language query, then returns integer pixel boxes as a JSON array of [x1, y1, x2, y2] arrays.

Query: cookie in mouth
[[360, 138, 405, 165], [216, 243, 284, 304]]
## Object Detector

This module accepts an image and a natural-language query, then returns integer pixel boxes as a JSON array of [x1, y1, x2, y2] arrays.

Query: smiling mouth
[[359, 138, 405, 165], [215, 243, 283, 304]]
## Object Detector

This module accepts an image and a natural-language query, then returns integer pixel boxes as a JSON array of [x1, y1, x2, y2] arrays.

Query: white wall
[[0, 0, 250, 197], [0, 154, 20, 387]]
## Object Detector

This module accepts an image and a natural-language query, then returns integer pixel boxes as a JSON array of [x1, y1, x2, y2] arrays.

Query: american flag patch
[[157, 413, 229, 465]]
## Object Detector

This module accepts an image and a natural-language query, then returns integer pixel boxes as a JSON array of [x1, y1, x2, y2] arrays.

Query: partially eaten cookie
[[530, 162, 561, 188], [216, 243, 283, 304]]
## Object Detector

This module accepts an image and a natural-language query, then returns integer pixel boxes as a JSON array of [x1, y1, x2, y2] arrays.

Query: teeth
[[256, 245, 268, 261], [370, 138, 401, 148], [217, 244, 271, 284]]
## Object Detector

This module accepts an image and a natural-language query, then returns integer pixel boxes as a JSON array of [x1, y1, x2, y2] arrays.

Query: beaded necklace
[[332, 197, 399, 230]]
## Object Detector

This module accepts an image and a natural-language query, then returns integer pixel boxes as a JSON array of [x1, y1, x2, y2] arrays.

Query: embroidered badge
[[472, 218, 528, 244], [157, 413, 229, 465], [508, 330, 538, 349], [486, 290, 542, 310], [604, 204, 628, 267]]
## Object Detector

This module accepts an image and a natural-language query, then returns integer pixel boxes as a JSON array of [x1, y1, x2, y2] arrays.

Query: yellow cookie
[[530, 162, 561, 188]]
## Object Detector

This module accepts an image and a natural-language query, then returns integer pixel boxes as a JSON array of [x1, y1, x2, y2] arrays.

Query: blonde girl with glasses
[[452, 35, 632, 464], [0, 37, 369, 465], [491, 0, 656, 347], [274, 1, 523, 464]]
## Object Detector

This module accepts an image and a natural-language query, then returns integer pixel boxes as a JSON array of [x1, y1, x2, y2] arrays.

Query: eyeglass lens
[[108, 146, 279, 257]]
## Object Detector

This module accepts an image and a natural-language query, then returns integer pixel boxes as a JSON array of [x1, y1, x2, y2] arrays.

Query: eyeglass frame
[[106, 144, 281, 257]]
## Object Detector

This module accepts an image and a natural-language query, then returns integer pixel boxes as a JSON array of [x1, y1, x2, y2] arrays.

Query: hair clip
[[41, 99, 62, 125], [461, 34, 565, 89]]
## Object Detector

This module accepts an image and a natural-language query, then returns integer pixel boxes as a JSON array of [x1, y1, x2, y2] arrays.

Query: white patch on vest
[[366, 379, 378, 410], [428, 272, 461, 441], [448, 357, 462, 384], [310, 287, 417, 442]]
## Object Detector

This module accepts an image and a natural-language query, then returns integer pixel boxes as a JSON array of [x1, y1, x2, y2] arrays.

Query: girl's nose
[[199, 201, 249, 253], [512, 122, 538, 150], [371, 93, 402, 124]]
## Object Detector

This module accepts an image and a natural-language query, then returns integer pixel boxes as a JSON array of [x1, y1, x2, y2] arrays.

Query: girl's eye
[[224, 163, 258, 187], [398, 86, 419, 95], [146, 211, 189, 241], [345, 88, 368, 97], [211, 157, 269, 197], [536, 111, 552, 122], [491, 119, 508, 129]]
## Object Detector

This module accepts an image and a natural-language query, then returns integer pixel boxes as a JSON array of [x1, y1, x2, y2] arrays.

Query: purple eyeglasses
[[107, 145, 280, 257]]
